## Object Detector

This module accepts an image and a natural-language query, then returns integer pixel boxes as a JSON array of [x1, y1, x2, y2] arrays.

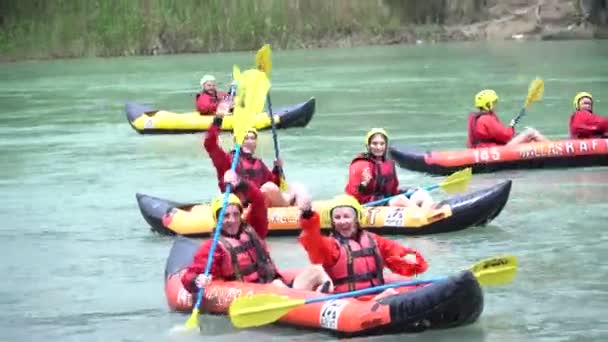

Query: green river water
[[1, 40, 607, 342]]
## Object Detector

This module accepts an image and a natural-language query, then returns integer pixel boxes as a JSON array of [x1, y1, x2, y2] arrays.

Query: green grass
[[0, 0, 473, 61]]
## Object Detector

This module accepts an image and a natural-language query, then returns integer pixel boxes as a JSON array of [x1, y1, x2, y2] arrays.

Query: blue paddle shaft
[[511, 108, 526, 127], [305, 276, 448, 304], [192, 144, 242, 310], [364, 183, 439, 207]]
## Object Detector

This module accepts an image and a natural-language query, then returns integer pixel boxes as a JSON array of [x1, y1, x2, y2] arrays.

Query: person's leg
[[507, 127, 549, 145], [260, 182, 290, 207], [409, 189, 434, 210], [388, 194, 409, 207]]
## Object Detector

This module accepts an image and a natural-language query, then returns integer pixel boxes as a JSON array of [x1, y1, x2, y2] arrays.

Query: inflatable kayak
[[164, 236, 484, 336], [390, 138, 608, 175], [126, 97, 316, 134], [137, 180, 511, 237]]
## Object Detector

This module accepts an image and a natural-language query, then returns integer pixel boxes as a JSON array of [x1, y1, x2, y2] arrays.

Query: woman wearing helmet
[[196, 74, 232, 115], [203, 111, 306, 207], [181, 170, 332, 294], [467, 89, 548, 148], [569, 92, 608, 139], [297, 194, 428, 296], [345, 128, 434, 209]]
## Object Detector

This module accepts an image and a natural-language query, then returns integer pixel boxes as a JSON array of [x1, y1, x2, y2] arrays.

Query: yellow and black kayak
[[125, 97, 315, 134], [136, 180, 511, 237]]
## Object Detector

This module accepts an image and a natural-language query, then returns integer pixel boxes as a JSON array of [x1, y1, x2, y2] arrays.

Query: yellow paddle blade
[[438, 167, 472, 194], [524, 78, 544, 108], [470, 255, 518, 286], [229, 294, 304, 328], [232, 64, 241, 82], [256, 44, 272, 76], [184, 307, 200, 330], [233, 69, 270, 143]]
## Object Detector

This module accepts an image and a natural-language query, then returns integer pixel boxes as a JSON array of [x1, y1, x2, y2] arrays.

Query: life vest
[[230, 151, 268, 188], [325, 230, 385, 293], [217, 225, 278, 283], [351, 153, 398, 201], [467, 112, 497, 148]]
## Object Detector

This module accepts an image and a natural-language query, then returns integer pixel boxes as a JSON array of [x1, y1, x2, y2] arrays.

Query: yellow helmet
[[474, 89, 499, 111], [573, 92, 592, 110], [324, 194, 364, 223], [365, 128, 389, 145], [211, 193, 242, 221]]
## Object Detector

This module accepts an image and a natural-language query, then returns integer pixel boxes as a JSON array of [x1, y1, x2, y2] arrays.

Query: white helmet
[[200, 74, 216, 88]]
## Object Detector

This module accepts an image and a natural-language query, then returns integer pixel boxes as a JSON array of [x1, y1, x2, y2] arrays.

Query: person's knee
[[261, 181, 279, 193], [388, 194, 409, 207]]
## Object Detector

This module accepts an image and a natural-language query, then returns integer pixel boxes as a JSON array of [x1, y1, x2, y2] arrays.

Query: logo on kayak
[[320, 299, 347, 330], [384, 208, 405, 227], [144, 118, 154, 129], [519, 139, 603, 159]]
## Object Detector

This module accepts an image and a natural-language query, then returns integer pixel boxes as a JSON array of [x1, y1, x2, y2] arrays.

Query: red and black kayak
[[389, 138, 608, 175], [164, 236, 484, 337]]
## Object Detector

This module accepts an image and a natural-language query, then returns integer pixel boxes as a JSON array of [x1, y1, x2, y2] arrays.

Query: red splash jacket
[[196, 91, 228, 114], [298, 211, 428, 292], [181, 181, 276, 293], [467, 112, 515, 148], [345, 153, 401, 204], [569, 110, 608, 139], [203, 117, 280, 197]]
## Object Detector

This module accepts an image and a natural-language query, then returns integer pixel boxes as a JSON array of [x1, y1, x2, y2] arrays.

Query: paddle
[[510, 78, 544, 128], [364, 167, 472, 207], [229, 255, 518, 329], [180, 67, 270, 332], [256, 44, 288, 191]]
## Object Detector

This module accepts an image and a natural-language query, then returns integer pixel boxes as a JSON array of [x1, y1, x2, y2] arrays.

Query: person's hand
[[274, 158, 283, 169], [195, 274, 212, 289], [223, 169, 240, 188], [362, 167, 372, 185], [297, 193, 312, 212], [404, 253, 417, 264]]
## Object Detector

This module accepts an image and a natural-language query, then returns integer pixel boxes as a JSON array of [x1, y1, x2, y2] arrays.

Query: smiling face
[[203, 81, 217, 93], [367, 133, 387, 157], [578, 97, 593, 112], [241, 131, 257, 154], [219, 204, 242, 235], [331, 206, 358, 238]]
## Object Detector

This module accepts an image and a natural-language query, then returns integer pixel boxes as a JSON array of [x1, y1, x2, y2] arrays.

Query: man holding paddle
[[202, 112, 306, 207], [569, 91, 608, 139], [467, 85, 550, 148], [195, 74, 233, 115]]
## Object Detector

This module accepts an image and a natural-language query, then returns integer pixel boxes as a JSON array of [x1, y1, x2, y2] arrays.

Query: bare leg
[[388, 194, 409, 207], [409, 189, 434, 211], [507, 127, 550, 145], [292, 265, 334, 293], [260, 182, 290, 207]]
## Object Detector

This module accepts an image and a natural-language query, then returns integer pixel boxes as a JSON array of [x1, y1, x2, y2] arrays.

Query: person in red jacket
[[181, 170, 332, 293], [202, 111, 306, 207], [569, 92, 608, 139], [298, 194, 428, 298], [467, 89, 549, 148], [345, 128, 434, 209], [195, 74, 233, 115]]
